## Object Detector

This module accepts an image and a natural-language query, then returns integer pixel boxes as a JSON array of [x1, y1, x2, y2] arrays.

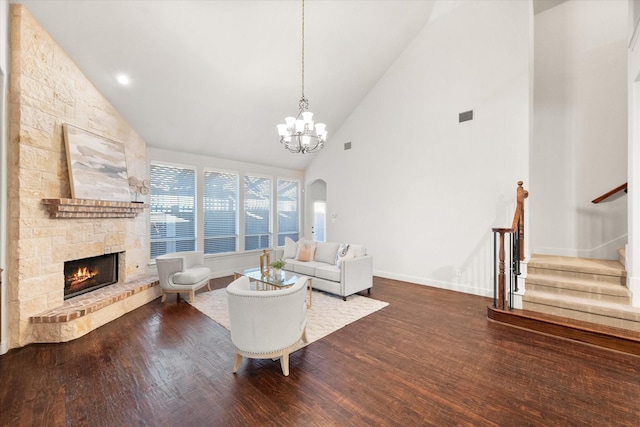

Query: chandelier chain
[[276, 0, 326, 154]]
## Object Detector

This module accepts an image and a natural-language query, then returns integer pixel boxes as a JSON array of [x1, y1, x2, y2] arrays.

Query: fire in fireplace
[[64, 253, 118, 299]]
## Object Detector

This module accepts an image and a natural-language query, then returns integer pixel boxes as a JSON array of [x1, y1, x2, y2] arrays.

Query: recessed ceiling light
[[116, 74, 130, 86]]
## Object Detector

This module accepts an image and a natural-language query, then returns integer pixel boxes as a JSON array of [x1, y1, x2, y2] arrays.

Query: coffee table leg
[[307, 278, 312, 309]]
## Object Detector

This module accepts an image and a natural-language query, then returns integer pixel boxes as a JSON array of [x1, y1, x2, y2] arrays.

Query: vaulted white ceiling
[[11, 0, 436, 169], [10, 0, 564, 170]]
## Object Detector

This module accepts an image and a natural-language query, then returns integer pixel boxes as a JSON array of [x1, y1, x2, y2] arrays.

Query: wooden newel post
[[492, 228, 511, 310]]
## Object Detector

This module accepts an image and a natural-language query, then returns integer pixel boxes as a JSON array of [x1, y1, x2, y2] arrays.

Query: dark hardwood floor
[[1, 276, 639, 426]]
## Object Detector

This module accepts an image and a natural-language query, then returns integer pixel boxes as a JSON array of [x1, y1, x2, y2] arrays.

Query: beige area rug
[[189, 288, 389, 345]]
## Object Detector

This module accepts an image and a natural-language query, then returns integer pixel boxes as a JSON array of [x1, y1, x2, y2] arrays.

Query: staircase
[[523, 254, 640, 332], [486, 182, 640, 353]]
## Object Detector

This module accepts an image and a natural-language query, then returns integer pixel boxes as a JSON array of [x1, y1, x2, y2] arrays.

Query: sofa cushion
[[315, 264, 341, 282], [172, 266, 210, 285], [283, 259, 302, 271], [283, 237, 298, 259], [296, 242, 316, 262], [293, 261, 326, 276], [312, 277, 342, 295], [314, 242, 340, 265]]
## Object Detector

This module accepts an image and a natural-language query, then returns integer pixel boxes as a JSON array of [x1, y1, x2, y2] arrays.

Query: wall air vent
[[459, 110, 473, 123]]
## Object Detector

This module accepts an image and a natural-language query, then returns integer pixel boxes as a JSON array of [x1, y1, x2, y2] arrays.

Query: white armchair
[[155, 251, 211, 303], [226, 275, 309, 376]]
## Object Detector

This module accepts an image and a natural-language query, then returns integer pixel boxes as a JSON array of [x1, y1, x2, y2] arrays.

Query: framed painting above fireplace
[[63, 124, 131, 202]]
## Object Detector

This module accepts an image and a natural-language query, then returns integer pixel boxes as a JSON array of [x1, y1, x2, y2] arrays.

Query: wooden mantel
[[42, 198, 147, 218]]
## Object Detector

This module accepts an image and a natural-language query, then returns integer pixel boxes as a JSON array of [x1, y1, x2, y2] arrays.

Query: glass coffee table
[[233, 267, 312, 308]]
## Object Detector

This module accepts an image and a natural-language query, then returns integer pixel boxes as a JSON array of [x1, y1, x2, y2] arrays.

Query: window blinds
[[204, 170, 238, 254], [149, 164, 196, 259]]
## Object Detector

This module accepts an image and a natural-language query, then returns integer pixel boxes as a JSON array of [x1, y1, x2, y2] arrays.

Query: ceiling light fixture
[[116, 74, 130, 86], [277, 0, 327, 154]]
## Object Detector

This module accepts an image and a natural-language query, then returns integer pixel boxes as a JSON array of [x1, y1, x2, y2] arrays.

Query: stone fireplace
[[6, 5, 160, 350]]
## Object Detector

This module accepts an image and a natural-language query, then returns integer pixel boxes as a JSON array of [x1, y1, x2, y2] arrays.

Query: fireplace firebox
[[64, 253, 118, 299]]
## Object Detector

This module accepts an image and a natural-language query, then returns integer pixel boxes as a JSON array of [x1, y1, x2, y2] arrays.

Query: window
[[148, 161, 300, 258], [244, 175, 271, 250], [149, 164, 196, 259], [277, 179, 299, 245], [203, 170, 238, 254]]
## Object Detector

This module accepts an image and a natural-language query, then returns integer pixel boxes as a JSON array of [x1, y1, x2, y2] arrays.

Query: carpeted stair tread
[[521, 254, 637, 333], [524, 289, 640, 322], [526, 273, 630, 297], [528, 254, 626, 277]]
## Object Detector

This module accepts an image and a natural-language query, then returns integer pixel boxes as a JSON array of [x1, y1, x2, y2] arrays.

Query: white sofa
[[276, 239, 373, 301]]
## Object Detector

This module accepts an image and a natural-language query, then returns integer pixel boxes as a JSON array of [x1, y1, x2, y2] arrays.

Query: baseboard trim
[[373, 269, 492, 298], [534, 234, 628, 260]]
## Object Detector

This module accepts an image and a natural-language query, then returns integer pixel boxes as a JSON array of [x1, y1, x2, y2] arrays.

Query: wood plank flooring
[[1, 276, 639, 426]]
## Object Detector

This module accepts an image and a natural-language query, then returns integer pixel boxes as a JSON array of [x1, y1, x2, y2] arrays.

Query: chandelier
[[277, 0, 327, 154]]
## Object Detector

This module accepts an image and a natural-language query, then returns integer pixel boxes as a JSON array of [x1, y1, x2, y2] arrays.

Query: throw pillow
[[297, 244, 316, 262], [283, 237, 297, 259], [315, 242, 340, 265], [348, 244, 366, 257], [335, 243, 352, 268]]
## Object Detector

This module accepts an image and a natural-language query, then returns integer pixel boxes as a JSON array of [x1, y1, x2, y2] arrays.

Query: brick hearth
[[30, 276, 159, 342]]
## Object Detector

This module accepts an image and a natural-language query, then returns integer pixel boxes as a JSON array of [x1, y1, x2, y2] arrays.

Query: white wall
[[628, 0, 640, 305], [304, 0, 531, 297], [1, 0, 8, 355], [532, 0, 628, 259], [147, 147, 304, 278]]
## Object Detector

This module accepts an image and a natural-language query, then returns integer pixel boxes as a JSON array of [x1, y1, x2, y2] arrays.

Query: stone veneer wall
[[7, 5, 155, 349]]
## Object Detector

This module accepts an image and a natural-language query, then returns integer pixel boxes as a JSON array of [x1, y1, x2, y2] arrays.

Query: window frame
[[276, 178, 301, 246], [148, 161, 198, 260], [202, 168, 239, 255], [148, 161, 302, 261], [243, 173, 273, 252]]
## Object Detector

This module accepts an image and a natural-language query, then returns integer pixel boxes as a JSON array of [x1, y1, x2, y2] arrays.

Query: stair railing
[[492, 181, 528, 310], [591, 182, 627, 204]]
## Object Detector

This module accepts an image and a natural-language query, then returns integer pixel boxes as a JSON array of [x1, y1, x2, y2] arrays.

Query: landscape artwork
[[63, 124, 131, 202]]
